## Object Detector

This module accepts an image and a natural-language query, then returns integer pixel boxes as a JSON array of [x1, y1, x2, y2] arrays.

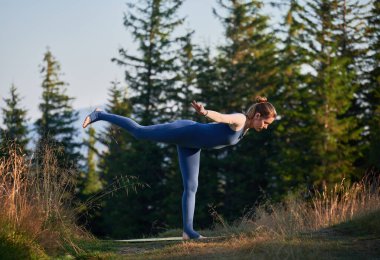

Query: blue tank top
[[200, 122, 247, 150]]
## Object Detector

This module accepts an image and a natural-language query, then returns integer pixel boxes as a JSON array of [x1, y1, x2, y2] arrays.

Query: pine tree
[[212, 0, 279, 221], [336, 0, 369, 179], [297, 0, 367, 184], [214, 0, 279, 109], [95, 81, 165, 238], [112, 0, 184, 124], [109, 0, 186, 238], [95, 81, 136, 237], [34, 49, 82, 170], [267, 0, 318, 197], [365, 0, 380, 170], [0, 84, 30, 158]]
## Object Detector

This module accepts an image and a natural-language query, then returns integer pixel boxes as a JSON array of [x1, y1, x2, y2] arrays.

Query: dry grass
[[120, 173, 380, 259], [237, 174, 380, 238], [0, 141, 89, 256], [0, 140, 149, 258]]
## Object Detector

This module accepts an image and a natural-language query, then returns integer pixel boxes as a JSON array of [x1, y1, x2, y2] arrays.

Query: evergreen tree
[[336, 0, 370, 179], [34, 49, 82, 170], [213, 0, 279, 109], [112, 0, 184, 124], [109, 0, 186, 238], [297, 0, 367, 184], [95, 81, 136, 237], [95, 81, 164, 238], [212, 0, 279, 221], [0, 84, 30, 157], [268, 0, 317, 197], [365, 0, 380, 170]]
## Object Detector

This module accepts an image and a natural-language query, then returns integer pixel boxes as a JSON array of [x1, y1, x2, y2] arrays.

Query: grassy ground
[[2, 144, 379, 259], [69, 210, 380, 259]]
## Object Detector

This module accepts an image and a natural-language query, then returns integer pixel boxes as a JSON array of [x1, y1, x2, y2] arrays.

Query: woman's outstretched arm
[[191, 100, 246, 127]]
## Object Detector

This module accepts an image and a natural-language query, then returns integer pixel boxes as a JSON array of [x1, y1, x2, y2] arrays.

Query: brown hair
[[244, 96, 277, 119]]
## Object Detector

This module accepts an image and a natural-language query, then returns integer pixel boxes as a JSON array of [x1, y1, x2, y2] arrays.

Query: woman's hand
[[191, 100, 207, 116]]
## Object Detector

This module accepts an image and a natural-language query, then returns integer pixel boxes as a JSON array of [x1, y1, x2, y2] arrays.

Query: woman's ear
[[254, 112, 261, 119]]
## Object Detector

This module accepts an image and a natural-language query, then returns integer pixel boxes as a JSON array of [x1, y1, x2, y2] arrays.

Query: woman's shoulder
[[232, 112, 247, 117], [226, 112, 247, 118], [230, 112, 247, 121], [226, 113, 247, 131]]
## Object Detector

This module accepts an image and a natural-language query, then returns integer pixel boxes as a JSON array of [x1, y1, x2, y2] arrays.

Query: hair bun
[[256, 96, 267, 103]]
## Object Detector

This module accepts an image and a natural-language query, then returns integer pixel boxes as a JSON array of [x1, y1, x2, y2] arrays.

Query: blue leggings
[[90, 111, 228, 238]]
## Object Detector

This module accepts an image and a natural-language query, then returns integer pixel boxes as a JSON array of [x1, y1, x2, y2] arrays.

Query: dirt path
[[115, 240, 183, 256]]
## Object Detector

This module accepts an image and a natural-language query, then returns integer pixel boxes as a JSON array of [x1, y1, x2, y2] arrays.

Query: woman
[[82, 96, 276, 240]]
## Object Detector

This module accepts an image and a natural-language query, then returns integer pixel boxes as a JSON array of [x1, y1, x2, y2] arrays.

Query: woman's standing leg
[[177, 145, 202, 239]]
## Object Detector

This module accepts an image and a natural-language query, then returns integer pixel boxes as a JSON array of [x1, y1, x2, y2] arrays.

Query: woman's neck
[[243, 116, 251, 132]]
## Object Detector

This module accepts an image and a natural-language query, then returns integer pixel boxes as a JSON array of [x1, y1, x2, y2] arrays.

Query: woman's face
[[251, 113, 275, 132]]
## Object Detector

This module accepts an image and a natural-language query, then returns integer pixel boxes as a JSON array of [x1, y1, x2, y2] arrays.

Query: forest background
[[1, 0, 379, 239]]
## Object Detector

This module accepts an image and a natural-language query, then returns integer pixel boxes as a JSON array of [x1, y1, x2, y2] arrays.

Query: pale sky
[[0, 0, 281, 125]]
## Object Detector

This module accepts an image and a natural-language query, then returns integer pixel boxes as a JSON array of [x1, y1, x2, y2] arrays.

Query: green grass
[[68, 210, 380, 259], [330, 210, 380, 237], [0, 232, 49, 260]]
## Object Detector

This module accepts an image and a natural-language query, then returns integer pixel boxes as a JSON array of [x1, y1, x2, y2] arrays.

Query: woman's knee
[[131, 125, 144, 139], [184, 181, 198, 193]]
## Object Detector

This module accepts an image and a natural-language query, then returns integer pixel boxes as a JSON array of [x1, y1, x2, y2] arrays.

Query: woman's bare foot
[[182, 232, 206, 240], [82, 108, 102, 128]]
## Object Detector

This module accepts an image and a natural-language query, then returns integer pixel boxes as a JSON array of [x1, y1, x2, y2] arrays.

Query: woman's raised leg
[[83, 110, 200, 147]]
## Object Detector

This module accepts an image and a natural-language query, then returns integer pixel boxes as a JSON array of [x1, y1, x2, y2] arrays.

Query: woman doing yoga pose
[[82, 96, 276, 240]]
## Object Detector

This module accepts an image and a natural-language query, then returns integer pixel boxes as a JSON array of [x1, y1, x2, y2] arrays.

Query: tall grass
[[0, 141, 88, 256], [230, 173, 380, 238], [0, 140, 149, 257]]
